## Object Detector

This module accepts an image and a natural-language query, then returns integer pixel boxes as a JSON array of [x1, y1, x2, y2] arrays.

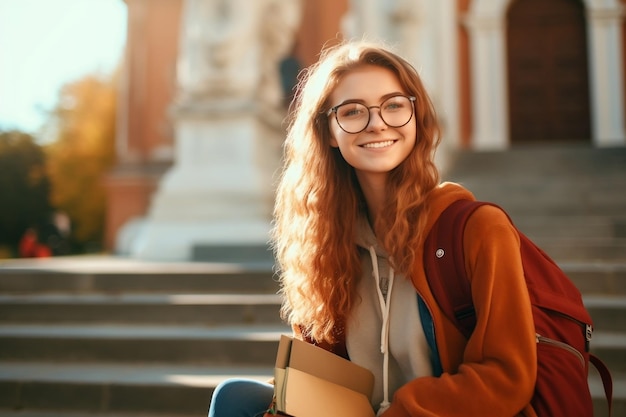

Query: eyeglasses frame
[[326, 95, 416, 134]]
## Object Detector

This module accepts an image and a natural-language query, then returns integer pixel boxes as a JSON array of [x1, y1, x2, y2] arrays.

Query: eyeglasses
[[327, 95, 416, 134]]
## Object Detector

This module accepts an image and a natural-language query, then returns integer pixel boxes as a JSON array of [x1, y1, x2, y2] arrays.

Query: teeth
[[362, 140, 394, 148]]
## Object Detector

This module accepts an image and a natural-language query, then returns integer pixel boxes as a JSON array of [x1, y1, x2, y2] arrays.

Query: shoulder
[[466, 203, 512, 229], [463, 203, 521, 251]]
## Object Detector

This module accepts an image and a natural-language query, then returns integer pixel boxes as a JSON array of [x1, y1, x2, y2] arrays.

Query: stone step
[[591, 331, 626, 374], [446, 145, 626, 179], [2, 258, 624, 296], [0, 362, 273, 415], [445, 146, 626, 217], [462, 181, 626, 217], [585, 296, 626, 333], [538, 239, 626, 262], [478, 143, 623, 160], [505, 213, 626, 262], [589, 366, 626, 417], [0, 413, 195, 417], [0, 323, 621, 375], [0, 324, 289, 365], [1, 256, 624, 416], [589, 371, 626, 417], [513, 215, 626, 240], [191, 243, 274, 263], [563, 262, 626, 295], [0, 293, 621, 332], [0, 259, 278, 295], [0, 361, 622, 417], [0, 293, 283, 325]]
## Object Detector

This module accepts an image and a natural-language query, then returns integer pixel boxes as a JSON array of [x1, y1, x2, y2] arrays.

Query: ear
[[329, 135, 339, 148]]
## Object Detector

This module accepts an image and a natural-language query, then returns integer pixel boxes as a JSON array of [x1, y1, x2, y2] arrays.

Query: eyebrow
[[333, 91, 406, 107]]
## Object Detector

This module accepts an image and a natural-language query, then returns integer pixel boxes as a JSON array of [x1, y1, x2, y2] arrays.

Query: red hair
[[271, 41, 441, 343]]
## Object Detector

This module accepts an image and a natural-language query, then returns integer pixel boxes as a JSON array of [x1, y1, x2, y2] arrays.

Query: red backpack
[[423, 199, 613, 416]]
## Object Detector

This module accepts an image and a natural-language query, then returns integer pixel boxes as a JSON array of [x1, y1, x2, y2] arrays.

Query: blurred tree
[[46, 71, 118, 251], [0, 131, 52, 255]]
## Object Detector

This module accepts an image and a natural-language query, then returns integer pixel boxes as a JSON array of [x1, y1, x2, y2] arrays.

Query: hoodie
[[348, 209, 433, 415]]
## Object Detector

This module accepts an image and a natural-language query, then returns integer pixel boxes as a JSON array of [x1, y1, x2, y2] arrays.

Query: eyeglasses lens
[[335, 95, 414, 134]]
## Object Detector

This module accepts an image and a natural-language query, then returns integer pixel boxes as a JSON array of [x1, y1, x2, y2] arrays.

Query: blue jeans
[[208, 378, 274, 417]]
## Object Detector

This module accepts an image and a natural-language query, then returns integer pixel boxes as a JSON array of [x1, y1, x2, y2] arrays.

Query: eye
[[383, 96, 407, 112], [338, 103, 366, 119]]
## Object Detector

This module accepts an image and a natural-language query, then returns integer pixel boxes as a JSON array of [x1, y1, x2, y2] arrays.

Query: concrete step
[[513, 215, 626, 240], [191, 243, 274, 264], [444, 148, 626, 263], [0, 293, 283, 325], [589, 371, 626, 417], [0, 292, 621, 330], [591, 331, 626, 374], [563, 262, 626, 295], [0, 362, 273, 415], [0, 361, 622, 416], [511, 214, 626, 263], [0, 413, 196, 417], [1, 255, 624, 416], [0, 324, 289, 365], [585, 296, 626, 333], [459, 179, 626, 217], [0, 258, 278, 295], [446, 145, 626, 180], [538, 238, 626, 262]]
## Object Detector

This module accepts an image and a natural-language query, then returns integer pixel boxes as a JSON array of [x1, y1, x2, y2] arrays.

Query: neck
[[356, 172, 388, 227]]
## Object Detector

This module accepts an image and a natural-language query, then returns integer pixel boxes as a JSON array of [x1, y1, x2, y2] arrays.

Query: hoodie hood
[[355, 182, 475, 251], [356, 215, 383, 253]]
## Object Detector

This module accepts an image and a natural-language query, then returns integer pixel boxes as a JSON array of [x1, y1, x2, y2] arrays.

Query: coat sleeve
[[383, 205, 537, 417]]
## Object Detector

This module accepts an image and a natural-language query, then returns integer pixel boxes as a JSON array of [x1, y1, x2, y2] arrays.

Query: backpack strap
[[423, 199, 487, 338], [590, 353, 614, 416]]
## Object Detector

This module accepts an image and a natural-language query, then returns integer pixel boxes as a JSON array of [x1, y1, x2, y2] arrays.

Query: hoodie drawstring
[[369, 246, 395, 416]]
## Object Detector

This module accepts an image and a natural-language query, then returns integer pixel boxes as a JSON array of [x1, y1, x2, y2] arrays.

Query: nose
[[366, 105, 387, 131]]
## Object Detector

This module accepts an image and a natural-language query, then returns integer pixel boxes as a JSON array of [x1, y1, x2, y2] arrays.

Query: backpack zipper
[[540, 307, 593, 352], [536, 333, 585, 367]]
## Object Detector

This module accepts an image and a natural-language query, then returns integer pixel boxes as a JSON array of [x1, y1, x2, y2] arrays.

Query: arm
[[384, 205, 537, 417]]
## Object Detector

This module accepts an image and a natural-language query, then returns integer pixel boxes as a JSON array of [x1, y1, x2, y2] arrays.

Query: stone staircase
[[444, 144, 626, 416], [0, 258, 288, 416], [0, 144, 624, 416]]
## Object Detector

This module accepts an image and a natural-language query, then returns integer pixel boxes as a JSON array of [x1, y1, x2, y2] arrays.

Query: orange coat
[[380, 182, 537, 417], [293, 182, 537, 417]]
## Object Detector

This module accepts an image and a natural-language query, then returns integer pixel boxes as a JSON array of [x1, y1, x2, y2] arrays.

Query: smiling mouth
[[361, 140, 396, 149]]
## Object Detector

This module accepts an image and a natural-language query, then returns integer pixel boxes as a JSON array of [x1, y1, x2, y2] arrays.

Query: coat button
[[436, 248, 445, 258]]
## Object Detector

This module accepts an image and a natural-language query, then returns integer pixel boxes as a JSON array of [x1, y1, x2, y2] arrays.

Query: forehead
[[330, 65, 404, 103]]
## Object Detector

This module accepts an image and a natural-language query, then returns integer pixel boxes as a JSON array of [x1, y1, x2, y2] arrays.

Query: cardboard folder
[[274, 335, 375, 417]]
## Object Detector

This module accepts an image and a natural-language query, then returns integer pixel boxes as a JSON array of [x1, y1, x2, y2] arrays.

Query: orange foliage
[[46, 71, 118, 246]]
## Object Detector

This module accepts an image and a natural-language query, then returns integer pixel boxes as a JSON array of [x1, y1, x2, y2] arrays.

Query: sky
[[0, 0, 127, 134]]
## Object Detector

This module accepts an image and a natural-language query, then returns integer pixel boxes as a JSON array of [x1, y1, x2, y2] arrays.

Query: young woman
[[208, 40, 537, 417]]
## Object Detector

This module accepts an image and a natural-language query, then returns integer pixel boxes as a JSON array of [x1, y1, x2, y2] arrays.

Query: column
[[586, 2, 626, 146]]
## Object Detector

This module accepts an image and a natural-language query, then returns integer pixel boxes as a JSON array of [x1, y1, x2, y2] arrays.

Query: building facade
[[105, 0, 626, 256]]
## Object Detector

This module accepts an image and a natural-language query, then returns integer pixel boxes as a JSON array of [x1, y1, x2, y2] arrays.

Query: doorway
[[506, 0, 591, 143]]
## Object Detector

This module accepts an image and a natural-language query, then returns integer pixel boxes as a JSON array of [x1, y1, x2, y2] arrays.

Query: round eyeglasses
[[327, 95, 416, 134]]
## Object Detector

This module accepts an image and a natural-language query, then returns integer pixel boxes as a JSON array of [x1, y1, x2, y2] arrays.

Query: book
[[274, 335, 376, 417]]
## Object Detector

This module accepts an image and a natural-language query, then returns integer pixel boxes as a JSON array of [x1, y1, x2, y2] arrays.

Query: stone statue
[[257, 0, 302, 114], [177, 0, 302, 118]]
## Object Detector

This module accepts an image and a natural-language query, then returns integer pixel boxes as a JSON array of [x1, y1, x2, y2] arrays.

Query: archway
[[507, 0, 591, 143], [466, 0, 625, 149]]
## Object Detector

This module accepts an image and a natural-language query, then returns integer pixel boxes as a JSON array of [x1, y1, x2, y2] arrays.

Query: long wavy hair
[[271, 41, 441, 344]]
